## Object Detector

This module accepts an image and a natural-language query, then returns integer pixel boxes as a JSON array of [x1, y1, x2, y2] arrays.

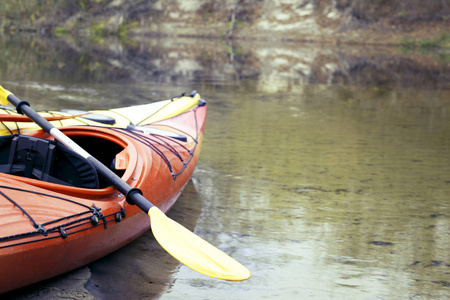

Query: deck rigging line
[[0, 185, 123, 249], [117, 106, 200, 180], [0, 108, 19, 134]]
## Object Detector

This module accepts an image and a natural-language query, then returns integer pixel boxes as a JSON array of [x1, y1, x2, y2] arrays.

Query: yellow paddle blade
[[0, 86, 12, 105], [149, 207, 251, 281]]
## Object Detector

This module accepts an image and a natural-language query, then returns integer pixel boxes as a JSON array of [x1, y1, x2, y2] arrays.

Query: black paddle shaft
[[90, 158, 153, 212], [7, 94, 153, 213]]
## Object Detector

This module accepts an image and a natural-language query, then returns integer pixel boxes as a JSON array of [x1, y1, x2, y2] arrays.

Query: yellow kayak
[[0, 91, 202, 135]]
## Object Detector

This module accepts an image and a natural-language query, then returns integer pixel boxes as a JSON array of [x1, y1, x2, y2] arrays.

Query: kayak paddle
[[0, 85, 251, 281]]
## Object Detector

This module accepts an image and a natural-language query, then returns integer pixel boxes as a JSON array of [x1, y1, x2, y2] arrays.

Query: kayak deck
[[0, 91, 202, 135]]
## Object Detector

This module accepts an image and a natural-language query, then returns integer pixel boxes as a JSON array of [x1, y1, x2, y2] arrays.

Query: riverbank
[[1, 0, 449, 49]]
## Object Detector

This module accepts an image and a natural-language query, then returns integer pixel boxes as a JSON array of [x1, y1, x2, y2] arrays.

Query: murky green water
[[2, 35, 449, 299]]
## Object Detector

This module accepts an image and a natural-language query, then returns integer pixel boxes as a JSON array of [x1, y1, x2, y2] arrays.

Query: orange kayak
[[0, 93, 207, 293]]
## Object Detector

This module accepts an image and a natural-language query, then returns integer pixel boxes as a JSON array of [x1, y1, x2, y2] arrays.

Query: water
[[1, 35, 449, 299]]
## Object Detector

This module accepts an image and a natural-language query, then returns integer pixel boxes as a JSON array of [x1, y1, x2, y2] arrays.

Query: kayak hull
[[0, 99, 207, 293], [1, 202, 150, 293]]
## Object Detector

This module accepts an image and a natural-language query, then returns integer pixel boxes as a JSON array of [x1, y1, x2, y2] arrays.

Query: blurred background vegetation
[[0, 0, 448, 48]]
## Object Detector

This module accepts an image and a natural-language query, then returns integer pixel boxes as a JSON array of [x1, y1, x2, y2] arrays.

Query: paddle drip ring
[[16, 100, 30, 115], [125, 187, 143, 205]]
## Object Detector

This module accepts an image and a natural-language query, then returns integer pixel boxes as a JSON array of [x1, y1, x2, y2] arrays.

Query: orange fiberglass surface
[[0, 97, 207, 293]]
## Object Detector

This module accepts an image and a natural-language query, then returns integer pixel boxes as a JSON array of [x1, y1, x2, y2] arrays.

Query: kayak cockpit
[[0, 134, 101, 188], [0, 128, 134, 191], [66, 134, 127, 188]]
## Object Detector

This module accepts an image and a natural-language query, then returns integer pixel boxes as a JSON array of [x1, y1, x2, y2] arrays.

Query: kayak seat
[[68, 135, 126, 187], [0, 135, 99, 189]]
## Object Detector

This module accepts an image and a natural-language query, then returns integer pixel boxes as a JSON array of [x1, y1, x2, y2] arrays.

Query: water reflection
[[1, 34, 449, 299], [1, 34, 449, 91], [169, 82, 450, 299]]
